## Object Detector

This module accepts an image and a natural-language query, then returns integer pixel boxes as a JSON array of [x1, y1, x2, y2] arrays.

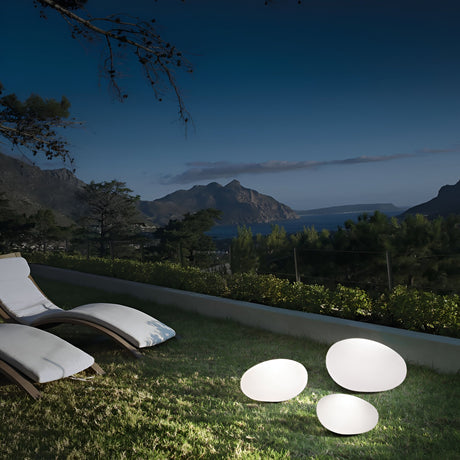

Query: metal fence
[[257, 248, 460, 295]]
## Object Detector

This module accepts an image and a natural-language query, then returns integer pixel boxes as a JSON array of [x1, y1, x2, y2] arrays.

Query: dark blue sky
[[2, 0, 459, 208]]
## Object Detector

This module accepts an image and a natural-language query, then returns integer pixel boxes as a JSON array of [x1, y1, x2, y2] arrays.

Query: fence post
[[294, 248, 300, 282], [385, 250, 393, 291]]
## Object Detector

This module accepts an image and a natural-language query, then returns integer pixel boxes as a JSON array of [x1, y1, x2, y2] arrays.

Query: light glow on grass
[[0, 277, 459, 459]]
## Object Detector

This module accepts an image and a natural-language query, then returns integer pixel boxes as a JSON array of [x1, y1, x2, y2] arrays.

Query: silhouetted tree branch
[[3, 1, 300, 162], [35, 0, 193, 124]]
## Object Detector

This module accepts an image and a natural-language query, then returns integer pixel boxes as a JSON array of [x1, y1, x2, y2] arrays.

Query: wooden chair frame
[[0, 359, 104, 400]]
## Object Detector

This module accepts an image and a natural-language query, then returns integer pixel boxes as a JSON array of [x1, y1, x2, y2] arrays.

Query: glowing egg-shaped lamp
[[326, 338, 407, 392], [240, 359, 308, 402], [316, 393, 379, 435]]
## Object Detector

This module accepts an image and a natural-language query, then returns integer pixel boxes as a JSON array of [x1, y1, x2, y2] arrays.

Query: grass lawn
[[1, 277, 459, 459]]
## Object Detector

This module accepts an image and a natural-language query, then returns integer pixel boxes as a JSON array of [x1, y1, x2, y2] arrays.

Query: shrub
[[28, 253, 228, 297], [383, 285, 460, 335], [283, 282, 329, 314], [27, 252, 459, 337], [226, 273, 290, 307], [328, 284, 374, 321]]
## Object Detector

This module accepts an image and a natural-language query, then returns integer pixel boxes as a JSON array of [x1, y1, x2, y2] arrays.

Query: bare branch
[[36, 0, 193, 125]]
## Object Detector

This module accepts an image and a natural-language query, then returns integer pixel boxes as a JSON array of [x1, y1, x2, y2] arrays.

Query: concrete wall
[[31, 264, 460, 373]]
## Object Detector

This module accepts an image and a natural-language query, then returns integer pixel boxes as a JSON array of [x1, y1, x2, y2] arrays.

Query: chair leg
[[91, 362, 105, 375], [32, 318, 144, 358], [0, 360, 42, 400]]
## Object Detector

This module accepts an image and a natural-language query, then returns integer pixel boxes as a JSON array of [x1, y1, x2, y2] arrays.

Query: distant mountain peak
[[403, 179, 460, 217], [139, 181, 298, 226], [437, 180, 460, 198], [225, 179, 241, 188]]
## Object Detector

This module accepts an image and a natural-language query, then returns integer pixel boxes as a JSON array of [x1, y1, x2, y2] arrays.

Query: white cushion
[[53, 303, 176, 348], [0, 324, 95, 383], [0, 256, 31, 281], [0, 278, 60, 322]]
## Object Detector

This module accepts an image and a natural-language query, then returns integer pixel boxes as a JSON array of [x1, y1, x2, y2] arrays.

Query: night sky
[[2, 0, 460, 209]]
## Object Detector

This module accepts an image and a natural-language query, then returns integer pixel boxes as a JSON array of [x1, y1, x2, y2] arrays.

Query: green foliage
[[0, 82, 77, 162], [382, 286, 460, 335], [77, 180, 141, 258], [234, 212, 460, 294], [28, 252, 460, 337], [283, 282, 329, 314], [0, 193, 33, 252], [18, 211, 460, 296], [327, 284, 374, 320], [153, 209, 221, 267], [28, 252, 227, 297], [27, 208, 71, 252], [230, 225, 259, 273], [257, 224, 293, 276], [227, 273, 290, 307]]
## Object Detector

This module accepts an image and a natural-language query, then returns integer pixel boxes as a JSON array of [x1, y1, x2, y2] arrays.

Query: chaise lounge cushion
[[0, 276, 61, 319], [0, 256, 176, 349], [26, 303, 177, 348], [0, 323, 95, 383]]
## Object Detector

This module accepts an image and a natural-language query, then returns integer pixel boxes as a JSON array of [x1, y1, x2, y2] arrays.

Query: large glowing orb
[[326, 338, 407, 392], [316, 393, 379, 435], [240, 359, 308, 402]]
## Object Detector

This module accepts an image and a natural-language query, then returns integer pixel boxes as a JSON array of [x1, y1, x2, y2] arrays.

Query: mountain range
[[0, 152, 297, 226], [0, 151, 458, 226]]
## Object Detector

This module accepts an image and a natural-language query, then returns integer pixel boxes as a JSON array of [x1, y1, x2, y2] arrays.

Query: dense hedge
[[28, 253, 459, 338], [28, 253, 227, 297]]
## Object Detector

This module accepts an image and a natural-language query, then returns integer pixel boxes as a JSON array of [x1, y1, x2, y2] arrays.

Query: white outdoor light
[[326, 338, 407, 392], [316, 393, 379, 435], [240, 358, 308, 402]]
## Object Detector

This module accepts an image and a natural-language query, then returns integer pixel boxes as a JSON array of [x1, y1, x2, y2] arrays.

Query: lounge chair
[[0, 323, 103, 399], [0, 254, 176, 358]]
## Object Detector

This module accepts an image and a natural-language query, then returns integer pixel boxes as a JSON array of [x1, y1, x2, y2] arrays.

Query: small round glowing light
[[316, 393, 379, 435], [240, 359, 308, 402], [326, 338, 407, 392]]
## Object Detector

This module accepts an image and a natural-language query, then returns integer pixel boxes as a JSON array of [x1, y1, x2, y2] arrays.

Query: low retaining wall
[[31, 264, 460, 373]]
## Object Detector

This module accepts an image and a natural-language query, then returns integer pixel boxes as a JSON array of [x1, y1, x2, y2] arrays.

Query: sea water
[[207, 211, 403, 240]]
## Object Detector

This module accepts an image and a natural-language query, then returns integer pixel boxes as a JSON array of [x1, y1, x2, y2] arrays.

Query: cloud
[[415, 147, 460, 154], [162, 148, 458, 185]]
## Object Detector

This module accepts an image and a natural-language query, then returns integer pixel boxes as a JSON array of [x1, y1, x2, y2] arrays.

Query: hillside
[[403, 180, 460, 218], [0, 153, 298, 227], [139, 180, 298, 225], [0, 152, 86, 224], [297, 203, 405, 216]]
